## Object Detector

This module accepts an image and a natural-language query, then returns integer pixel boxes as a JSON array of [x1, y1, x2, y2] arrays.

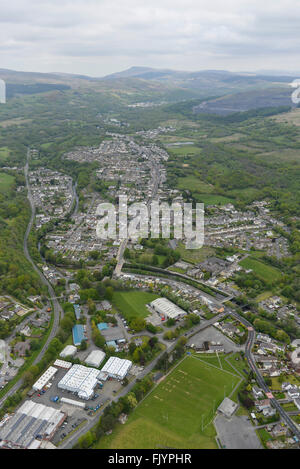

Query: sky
[[1, 0, 300, 77]]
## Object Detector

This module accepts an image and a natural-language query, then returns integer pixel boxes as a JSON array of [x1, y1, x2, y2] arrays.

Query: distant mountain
[[0, 66, 297, 107], [101, 66, 297, 98], [103, 66, 297, 83]]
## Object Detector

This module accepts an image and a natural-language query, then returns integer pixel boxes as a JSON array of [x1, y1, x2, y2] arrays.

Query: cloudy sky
[[1, 0, 300, 76]]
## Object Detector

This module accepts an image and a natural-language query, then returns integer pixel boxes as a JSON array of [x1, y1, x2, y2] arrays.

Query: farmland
[[95, 354, 242, 449]]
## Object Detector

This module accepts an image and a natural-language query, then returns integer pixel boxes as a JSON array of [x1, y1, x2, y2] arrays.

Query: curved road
[[230, 310, 300, 440], [0, 150, 63, 408]]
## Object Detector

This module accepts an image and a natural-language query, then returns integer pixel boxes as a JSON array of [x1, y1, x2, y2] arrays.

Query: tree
[[127, 392, 138, 409], [79, 339, 87, 351]]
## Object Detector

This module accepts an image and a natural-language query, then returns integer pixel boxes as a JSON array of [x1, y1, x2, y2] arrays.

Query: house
[[252, 385, 264, 399], [271, 423, 288, 438], [255, 399, 271, 411], [287, 387, 300, 400], [262, 407, 276, 418], [14, 341, 31, 357]]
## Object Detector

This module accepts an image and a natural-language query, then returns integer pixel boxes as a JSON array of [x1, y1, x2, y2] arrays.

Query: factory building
[[99, 356, 132, 381], [32, 366, 58, 392], [0, 401, 66, 449], [53, 359, 72, 370], [150, 297, 187, 320], [85, 350, 106, 368], [60, 344, 77, 358], [58, 364, 100, 400], [72, 324, 86, 347]]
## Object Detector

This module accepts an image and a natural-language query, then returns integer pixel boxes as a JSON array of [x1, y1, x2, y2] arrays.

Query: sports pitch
[[96, 354, 243, 449]]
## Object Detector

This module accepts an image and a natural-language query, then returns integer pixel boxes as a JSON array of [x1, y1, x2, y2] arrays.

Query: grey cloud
[[0, 0, 300, 75]]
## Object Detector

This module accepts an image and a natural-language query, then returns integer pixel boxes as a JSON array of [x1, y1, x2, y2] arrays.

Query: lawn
[[239, 257, 282, 282], [271, 374, 300, 391], [95, 355, 242, 449], [112, 290, 160, 321]]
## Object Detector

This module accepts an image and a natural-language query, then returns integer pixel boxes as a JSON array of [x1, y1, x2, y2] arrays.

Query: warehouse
[[32, 366, 58, 391], [0, 400, 65, 449], [53, 359, 72, 370], [85, 350, 106, 368], [60, 344, 77, 358], [100, 356, 132, 381], [58, 364, 100, 400], [150, 297, 187, 320], [72, 324, 86, 346]]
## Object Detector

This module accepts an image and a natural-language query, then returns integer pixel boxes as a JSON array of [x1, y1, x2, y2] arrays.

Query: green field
[[177, 175, 213, 193], [239, 257, 282, 282], [177, 242, 215, 264], [168, 145, 201, 156], [0, 147, 10, 161], [193, 193, 234, 205], [95, 355, 242, 449], [0, 173, 15, 193], [112, 290, 160, 321]]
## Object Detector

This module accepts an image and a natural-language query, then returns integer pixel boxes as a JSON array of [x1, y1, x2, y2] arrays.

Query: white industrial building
[[60, 397, 86, 409], [53, 359, 73, 370], [0, 400, 65, 449], [58, 364, 100, 400], [32, 366, 58, 391], [100, 356, 132, 381], [60, 345, 77, 358], [85, 350, 106, 368], [150, 297, 187, 320]]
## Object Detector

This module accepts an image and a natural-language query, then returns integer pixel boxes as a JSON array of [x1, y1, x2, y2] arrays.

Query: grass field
[[112, 290, 160, 321], [239, 257, 282, 282], [193, 193, 234, 205], [0, 172, 15, 193], [95, 354, 242, 449], [0, 147, 10, 161], [176, 175, 213, 193], [168, 145, 201, 156], [177, 242, 215, 264]]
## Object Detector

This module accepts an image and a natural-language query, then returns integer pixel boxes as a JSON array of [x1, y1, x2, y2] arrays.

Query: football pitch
[[96, 354, 243, 449]]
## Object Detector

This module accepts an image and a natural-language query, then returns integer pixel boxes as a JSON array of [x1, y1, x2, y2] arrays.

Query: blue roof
[[72, 324, 85, 346], [97, 322, 108, 331]]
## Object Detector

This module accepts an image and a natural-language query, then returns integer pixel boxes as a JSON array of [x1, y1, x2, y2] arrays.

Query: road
[[229, 310, 300, 440], [0, 149, 63, 408], [114, 158, 161, 277]]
